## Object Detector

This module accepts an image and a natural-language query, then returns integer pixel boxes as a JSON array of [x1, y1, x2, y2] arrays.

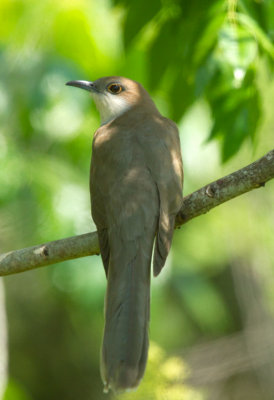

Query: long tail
[[100, 233, 153, 393]]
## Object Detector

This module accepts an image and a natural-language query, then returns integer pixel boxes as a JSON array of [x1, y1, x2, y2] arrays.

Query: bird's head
[[66, 76, 155, 125]]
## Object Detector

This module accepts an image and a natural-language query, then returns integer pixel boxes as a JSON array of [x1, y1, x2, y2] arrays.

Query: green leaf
[[195, 58, 217, 97], [207, 68, 261, 161], [148, 19, 181, 90], [123, 0, 162, 48], [192, 11, 225, 66], [168, 68, 196, 122], [3, 379, 32, 400]]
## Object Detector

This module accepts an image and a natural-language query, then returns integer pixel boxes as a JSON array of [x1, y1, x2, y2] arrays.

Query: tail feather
[[100, 235, 152, 393]]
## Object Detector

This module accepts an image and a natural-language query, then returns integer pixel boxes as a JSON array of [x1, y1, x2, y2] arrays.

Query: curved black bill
[[66, 80, 94, 92]]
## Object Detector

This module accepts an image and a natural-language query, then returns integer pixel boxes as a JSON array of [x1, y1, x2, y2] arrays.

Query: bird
[[66, 77, 183, 393]]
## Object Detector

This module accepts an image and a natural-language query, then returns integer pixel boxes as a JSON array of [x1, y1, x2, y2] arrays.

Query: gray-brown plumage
[[66, 77, 183, 393]]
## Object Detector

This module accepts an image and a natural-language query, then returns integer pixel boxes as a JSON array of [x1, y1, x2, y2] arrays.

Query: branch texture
[[1, 150, 273, 276]]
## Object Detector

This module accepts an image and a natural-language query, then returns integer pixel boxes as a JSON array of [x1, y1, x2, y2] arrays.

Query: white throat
[[92, 92, 131, 125]]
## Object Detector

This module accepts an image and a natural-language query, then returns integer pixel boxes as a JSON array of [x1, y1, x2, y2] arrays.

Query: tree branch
[[175, 149, 274, 226], [1, 150, 273, 276]]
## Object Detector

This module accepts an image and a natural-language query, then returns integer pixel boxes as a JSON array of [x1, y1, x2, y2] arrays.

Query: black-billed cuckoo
[[66, 77, 183, 393]]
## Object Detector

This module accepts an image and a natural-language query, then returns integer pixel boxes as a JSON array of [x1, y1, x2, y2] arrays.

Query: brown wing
[[139, 115, 183, 276]]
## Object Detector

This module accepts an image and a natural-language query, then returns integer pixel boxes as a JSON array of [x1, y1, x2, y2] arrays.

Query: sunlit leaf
[[3, 379, 32, 400], [237, 12, 274, 61]]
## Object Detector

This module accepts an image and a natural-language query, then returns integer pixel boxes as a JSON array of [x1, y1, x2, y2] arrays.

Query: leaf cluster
[[116, 0, 274, 160]]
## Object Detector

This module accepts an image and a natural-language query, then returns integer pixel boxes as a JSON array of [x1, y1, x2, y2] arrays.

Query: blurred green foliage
[[119, 342, 203, 400], [0, 0, 274, 399], [116, 0, 274, 160]]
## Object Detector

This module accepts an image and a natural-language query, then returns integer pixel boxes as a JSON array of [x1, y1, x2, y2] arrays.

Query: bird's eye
[[107, 83, 123, 94]]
